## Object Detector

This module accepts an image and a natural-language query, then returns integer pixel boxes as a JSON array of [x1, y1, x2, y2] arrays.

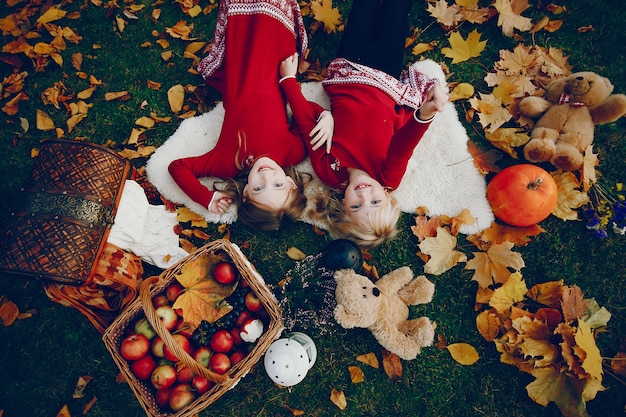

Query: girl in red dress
[[168, 0, 332, 231], [280, 0, 448, 248]]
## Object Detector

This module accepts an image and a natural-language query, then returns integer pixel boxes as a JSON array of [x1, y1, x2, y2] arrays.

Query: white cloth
[[108, 180, 189, 269]]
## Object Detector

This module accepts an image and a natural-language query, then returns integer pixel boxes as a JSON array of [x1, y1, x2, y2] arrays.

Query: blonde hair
[[223, 167, 310, 231], [308, 187, 401, 249]]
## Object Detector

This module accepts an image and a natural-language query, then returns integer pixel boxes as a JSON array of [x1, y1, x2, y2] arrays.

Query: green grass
[[1, 1, 625, 416]]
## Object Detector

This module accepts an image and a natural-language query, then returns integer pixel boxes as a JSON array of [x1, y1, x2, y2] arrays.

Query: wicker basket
[[0, 139, 132, 284], [102, 239, 284, 417]]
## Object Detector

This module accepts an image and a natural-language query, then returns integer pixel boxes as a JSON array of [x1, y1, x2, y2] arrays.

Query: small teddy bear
[[333, 266, 436, 360], [518, 71, 626, 171]]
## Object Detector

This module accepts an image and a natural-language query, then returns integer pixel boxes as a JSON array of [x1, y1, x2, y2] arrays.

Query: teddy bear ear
[[333, 268, 353, 283]]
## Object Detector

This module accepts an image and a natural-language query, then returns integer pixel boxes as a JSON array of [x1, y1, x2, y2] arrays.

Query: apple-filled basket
[[102, 239, 284, 417]]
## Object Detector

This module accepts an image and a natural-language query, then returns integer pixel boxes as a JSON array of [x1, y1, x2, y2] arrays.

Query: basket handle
[[139, 276, 228, 384]]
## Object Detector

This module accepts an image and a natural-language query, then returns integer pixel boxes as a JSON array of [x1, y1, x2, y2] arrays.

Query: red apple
[[229, 327, 243, 346], [151, 364, 177, 390], [151, 336, 165, 358], [235, 309, 252, 328], [229, 350, 246, 366], [175, 321, 193, 338], [213, 262, 237, 284], [155, 388, 171, 409], [164, 333, 192, 362], [168, 383, 196, 412], [176, 362, 195, 383], [210, 329, 234, 353], [130, 354, 157, 380], [208, 352, 231, 375], [191, 374, 213, 395], [192, 346, 212, 368], [166, 282, 184, 302], [120, 334, 150, 361], [152, 294, 169, 308], [244, 292, 263, 312], [133, 317, 157, 340], [155, 305, 179, 331]]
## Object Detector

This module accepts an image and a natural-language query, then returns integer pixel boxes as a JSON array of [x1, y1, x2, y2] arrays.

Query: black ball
[[320, 239, 363, 273]]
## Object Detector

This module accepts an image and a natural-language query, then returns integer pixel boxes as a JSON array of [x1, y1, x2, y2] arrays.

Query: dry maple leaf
[[441, 29, 487, 64], [310, 0, 342, 34], [551, 170, 590, 221], [467, 140, 502, 175], [381, 349, 402, 380], [465, 241, 525, 288], [446, 342, 480, 365], [411, 213, 442, 242], [526, 280, 564, 309], [172, 253, 237, 328], [427, 0, 463, 29], [418, 227, 467, 275], [485, 127, 530, 158], [468, 92, 512, 133], [489, 271, 528, 313], [473, 221, 545, 248], [494, 0, 533, 37]]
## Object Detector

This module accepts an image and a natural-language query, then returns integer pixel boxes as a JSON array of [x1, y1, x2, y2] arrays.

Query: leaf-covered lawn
[[1, 1, 625, 417]]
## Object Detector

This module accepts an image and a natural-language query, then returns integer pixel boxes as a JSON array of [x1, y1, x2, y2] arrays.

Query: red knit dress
[[168, 0, 325, 209], [284, 58, 439, 191]]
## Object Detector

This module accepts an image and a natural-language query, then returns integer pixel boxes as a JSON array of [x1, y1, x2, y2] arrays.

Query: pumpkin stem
[[527, 178, 543, 190]]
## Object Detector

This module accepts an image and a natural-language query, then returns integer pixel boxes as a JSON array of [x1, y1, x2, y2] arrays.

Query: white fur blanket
[[146, 60, 494, 235]]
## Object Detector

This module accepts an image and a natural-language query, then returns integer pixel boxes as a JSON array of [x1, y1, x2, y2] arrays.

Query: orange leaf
[[329, 388, 347, 410], [0, 301, 19, 326], [381, 349, 402, 380], [446, 343, 480, 365], [411, 214, 441, 242], [356, 352, 379, 369], [168, 84, 185, 113], [476, 309, 501, 342], [348, 366, 364, 383]]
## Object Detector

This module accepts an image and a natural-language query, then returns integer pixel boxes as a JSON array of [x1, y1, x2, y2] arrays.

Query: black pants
[[336, 0, 413, 79]]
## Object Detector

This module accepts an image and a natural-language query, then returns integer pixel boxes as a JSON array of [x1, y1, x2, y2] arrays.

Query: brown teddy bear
[[518, 71, 626, 171], [333, 266, 436, 360]]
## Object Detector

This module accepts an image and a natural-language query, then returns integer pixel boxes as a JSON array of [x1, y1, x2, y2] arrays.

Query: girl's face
[[244, 157, 297, 211], [343, 173, 390, 226]]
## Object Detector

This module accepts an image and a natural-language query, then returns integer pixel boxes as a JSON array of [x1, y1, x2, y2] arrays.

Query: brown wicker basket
[[0, 139, 132, 284], [102, 239, 284, 417]]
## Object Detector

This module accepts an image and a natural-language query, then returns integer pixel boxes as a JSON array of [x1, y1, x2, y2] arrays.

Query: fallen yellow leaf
[[446, 342, 480, 365]]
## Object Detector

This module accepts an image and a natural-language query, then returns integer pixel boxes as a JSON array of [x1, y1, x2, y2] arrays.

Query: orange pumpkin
[[486, 164, 558, 227]]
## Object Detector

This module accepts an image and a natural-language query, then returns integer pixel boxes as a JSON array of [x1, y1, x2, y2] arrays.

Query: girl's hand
[[309, 110, 334, 153], [279, 52, 299, 79], [208, 191, 233, 214], [418, 83, 448, 120]]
